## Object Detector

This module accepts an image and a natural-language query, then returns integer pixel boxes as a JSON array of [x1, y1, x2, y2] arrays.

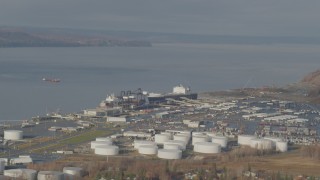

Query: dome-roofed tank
[[91, 141, 112, 149], [157, 149, 182, 160], [194, 142, 221, 154], [95, 145, 119, 156]]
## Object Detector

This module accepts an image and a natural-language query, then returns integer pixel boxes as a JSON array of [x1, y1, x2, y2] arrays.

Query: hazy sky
[[0, 0, 320, 36]]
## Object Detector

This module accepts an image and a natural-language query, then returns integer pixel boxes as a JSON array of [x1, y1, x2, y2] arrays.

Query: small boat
[[42, 78, 61, 83]]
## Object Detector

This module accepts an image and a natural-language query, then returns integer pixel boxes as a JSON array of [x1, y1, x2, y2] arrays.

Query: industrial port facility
[[0, 84, 320, 179]]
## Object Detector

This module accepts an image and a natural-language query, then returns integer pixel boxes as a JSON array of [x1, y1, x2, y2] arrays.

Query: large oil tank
[[250, 138, 273, 150], [276, 141, 288, 152], [192, 135, 209, 146], [211, 136, 228, 148], [163, 144, 181, 150], [63, 167, 85, 178], [194, 142, 221, 154], [163, 140, 186, 150], [95, 145, 119, 156], [38, 171, 64, 180], [4, 130, 23, 140], [138, 145, 158, 155], [237, 135, 255, 146], [91, 141, 112, 149], [157, 149, 182, 160], [155, 134, 171, 144], [133, 140, 156, 149]]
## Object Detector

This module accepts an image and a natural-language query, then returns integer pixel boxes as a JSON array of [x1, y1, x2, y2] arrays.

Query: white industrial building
[[106, 116, 127, 123]]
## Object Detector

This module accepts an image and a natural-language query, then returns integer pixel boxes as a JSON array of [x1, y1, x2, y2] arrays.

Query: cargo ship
[[42, 78, 61, 83], [146, 84, 198, 104]]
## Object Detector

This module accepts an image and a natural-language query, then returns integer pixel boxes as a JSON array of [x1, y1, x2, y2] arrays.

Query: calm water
[[0, 43, 319, 120]]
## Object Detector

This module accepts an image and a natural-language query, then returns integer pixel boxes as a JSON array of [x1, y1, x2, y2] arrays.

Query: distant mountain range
[[0, 27, 152, 48]]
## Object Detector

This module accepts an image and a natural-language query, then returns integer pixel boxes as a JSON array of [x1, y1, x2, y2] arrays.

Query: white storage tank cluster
[[194, 142, 221, 154], [238, 135, 256, 146], [155, 134, 171, 144], [63, 167, 85, 178], [134, 140, 156, 149], [275, 141, 288, 152], [250, 138, 273, 150], [157, 149, 182, 160], [4, 130, 23, 140], [38, 171, 65, 180], [211, 136, 228, 148], [4, 169, 37, 180], [192, 135, 209, 146], [163, 140, 186, 150], [95, 145, 119, 156], [173, 134, 190, 144], [91, 141, 113, 149], [138, 145, 158, 155]]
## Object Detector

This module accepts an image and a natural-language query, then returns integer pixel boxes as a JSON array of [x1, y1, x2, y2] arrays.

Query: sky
[[0, 0, 320, 37]]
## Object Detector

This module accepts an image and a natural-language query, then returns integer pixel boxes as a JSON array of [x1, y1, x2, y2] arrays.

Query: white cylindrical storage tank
[[155, 134, 171, 144], [38, 171, 64, 180], [95, 137, 112, 142], [192, 135, 209, 146], [173, 134, 190, 144], [95, 145, 119, 156], [4, 130, 23, 140], [0, 159, 5, 174], [163, 140, 186, 150], [138, 145, 158, 155], [206, 132, 218, 138], [134, 140, 156, 149], [63, 167, 84, 178], [91, 141, 112, 149], [194, 142, 221, 154], [4, 169, 23, 178], [238, 135, 255, 146], [250, 138, 273, 150], [276, 141, 288, 152], [263, 137, 282, 148], [157, 149, 182, 160], [211, 136, 228, 148]]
